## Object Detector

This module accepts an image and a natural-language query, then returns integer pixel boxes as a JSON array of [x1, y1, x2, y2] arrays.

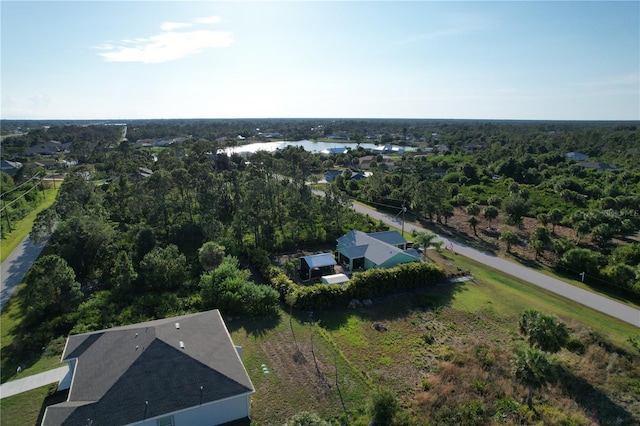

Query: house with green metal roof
[[336, 230, 420, 272]]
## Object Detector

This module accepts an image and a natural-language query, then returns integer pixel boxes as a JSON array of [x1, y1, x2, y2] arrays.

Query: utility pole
[[397, 204, 407, 237]]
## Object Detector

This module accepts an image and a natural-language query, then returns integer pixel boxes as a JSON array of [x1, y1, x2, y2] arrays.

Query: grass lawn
[[2, 248, 638, 425], [0, 385, 55, 426], [0, 187, 59, 263]]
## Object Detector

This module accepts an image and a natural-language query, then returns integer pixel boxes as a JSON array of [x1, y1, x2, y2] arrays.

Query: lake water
[[223, 140, 413, 155]]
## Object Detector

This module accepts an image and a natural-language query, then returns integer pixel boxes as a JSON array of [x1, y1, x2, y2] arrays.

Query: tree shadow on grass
[[555, 364, 637, 425], [310, 281, 469, 332], [224, 312, 282, 338]]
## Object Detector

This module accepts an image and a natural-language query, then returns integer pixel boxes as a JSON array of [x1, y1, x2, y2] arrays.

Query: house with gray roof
[[576, 161, 620, 172], [336, 230, 420, 272], [0, 160, 23, 176], [42, 310, 254, 426]]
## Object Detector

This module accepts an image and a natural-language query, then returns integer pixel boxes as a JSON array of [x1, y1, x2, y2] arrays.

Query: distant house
[[26, 140, 71, 156], [0, 160, 23, 176], [565, 152, 589, 161], [372, 145, 404, 155], [324, 170, 343, 183], [336, 230, 420, 272], [299, 253, 337, 281], [358, 155, 394, 171], [324, 170, 367, 183], [138, 167, 154, 178], [322, 147, 348, 155], [42, 310, 254, 426], [576, 161, 620, 172]]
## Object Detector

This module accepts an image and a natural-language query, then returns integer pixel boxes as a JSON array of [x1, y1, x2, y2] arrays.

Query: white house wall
[[129, 393, 250, 426]]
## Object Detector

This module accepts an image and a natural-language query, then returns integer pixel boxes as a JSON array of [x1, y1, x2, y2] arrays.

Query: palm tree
[[466, 203, 480, 216], [528, 239, 545, 260], [483, 205, 499, 228], [499, 231, 519, 253], [468, 216, 480, 236], [547, 209, 564, 234], [412, 230, 443, 260], [518, 309, 569, 354], [512, 347, 551, 408]]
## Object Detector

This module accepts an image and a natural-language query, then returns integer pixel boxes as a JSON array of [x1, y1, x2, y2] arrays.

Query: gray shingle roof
[[42, 310, 254, 426]]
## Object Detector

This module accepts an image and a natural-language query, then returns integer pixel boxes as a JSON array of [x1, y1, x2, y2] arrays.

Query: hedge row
[[247, 248, 447, 311]]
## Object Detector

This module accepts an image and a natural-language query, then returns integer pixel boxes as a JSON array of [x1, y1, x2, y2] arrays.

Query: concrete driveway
[[0, 365, 68, 399]]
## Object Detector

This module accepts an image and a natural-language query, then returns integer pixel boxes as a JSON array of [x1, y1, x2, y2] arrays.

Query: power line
[[0, 173, 41, 198]]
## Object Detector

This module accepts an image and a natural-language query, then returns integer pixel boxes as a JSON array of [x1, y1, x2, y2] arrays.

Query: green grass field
[[0, 187, 59, 263]]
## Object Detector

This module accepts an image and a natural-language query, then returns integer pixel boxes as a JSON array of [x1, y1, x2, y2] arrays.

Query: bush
[[368, 387, 399, 426]]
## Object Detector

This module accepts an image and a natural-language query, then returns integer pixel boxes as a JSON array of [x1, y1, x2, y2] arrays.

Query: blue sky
[[1, 1, 638, 120]]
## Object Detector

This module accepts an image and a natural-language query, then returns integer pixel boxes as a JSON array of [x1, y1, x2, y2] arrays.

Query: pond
[[223, 140, 413, 155]]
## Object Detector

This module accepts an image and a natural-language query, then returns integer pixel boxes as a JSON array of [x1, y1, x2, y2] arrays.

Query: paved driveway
[[351, 202, 640, 327], [1, 236, 47, 310], [0, 365, 68, 399]]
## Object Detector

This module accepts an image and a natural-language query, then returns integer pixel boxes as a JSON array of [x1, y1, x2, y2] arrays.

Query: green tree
[[512, 347, 552, 409], [499, 230, 519, 253], [551, 238, 575, 260], [466, 203, 480, 216], [574, 220, 590, 243], [412, 230, 443, 260], [23, 255, 82, 325], [558, 248, 603, 277], [529, 239, 545, 260], [591, 223, 614, 247], [483, 205, 499, 228], [547, 208, 563, 234], [518, 310, 569, 354], [198, 241, 226, 271], [368, 387, 399, 426], [110, 250, 138, 294], [537, 212, 549, 228], [531, 226, 551, 244], [502, 194, 530, 227], [139, 244, 188, 291], [49, 214, 116, 282], [468, 216, 480, 236], [30, 206, 59, 243], [439, 203, 455, 225]]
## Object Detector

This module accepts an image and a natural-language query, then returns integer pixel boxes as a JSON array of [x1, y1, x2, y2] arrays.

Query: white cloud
[[96, 27, 233, 63], [160, 21, 192, 31], [195, 16, 222, 24]]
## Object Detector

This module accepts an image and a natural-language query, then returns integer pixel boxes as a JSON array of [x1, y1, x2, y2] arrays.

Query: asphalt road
[[350, 202, 640, 327], [0, 236, 47, 310]]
